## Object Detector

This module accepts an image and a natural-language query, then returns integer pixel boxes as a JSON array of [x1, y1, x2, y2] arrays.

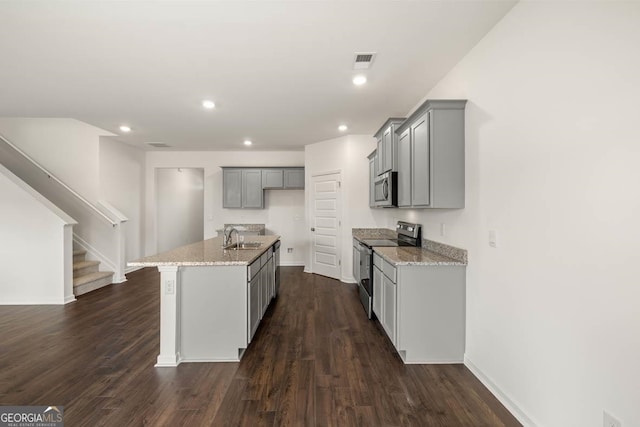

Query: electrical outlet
[[440, 223, 446, 236], [604, 411, 621, 427], [287, 248, 293, 253], [489, 230, 498, 248], [165, 279, 175, 295]]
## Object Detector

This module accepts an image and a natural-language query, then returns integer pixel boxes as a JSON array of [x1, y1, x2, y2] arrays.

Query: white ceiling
[[0, 1, 516, 151]]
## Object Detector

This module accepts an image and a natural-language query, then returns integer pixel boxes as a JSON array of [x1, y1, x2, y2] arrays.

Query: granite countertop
[[352, 227, 467, 266], [128, 235, 280, 267], [374, 246, 465, 266]]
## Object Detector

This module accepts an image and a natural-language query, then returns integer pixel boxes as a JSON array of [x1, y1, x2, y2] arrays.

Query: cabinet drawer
[[373, 252, 383, 269], [382, 259, 396, 283], [248, 259, 261, 280]]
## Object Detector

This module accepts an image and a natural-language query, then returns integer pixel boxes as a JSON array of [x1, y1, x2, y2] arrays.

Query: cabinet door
[[249, 274, 261, 341], [376, 138, 383, 176], [373, 265, 383, 319], [382, 127, 393, 173], [397, 128, 411, 207], [242, 169, 264, 208], [352, 244, 360, 284], [267, 256, 275, 300], [262, 169, 284, 189], [223, 169, 242, 208], [283, 168, 305, 189], [382, 275, 396, 345], [411, 112, 430, 207], [369, 157, 375, 208], [260, 264, 269, 316]]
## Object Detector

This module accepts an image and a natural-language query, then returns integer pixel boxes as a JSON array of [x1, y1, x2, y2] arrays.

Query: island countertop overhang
[[128, 235, 281, 267]]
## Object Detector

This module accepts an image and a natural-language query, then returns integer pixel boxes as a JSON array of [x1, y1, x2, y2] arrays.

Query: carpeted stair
[[73, 249, 113, 296]]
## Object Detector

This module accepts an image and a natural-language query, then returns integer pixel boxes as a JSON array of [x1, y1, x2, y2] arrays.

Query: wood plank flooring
[[0, 267, 520, 426]]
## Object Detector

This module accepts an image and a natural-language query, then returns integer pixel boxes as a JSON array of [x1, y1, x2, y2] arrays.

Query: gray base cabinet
[[372, 251, 465, 364], [247, 243, 278, 342]]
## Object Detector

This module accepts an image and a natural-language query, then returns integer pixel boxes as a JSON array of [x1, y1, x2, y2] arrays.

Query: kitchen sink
[[223, 241, 263, 250]]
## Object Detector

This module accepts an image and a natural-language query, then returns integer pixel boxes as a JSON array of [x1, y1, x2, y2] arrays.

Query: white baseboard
[[125, 265, 144, 274], [464, 355, 539, 427], [1, 298, 68, 305], [64, 295, 77, 304], [280, 262, 305, 267]]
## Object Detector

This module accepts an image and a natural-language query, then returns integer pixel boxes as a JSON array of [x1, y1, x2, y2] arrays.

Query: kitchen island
[[129, 235, 280, 367]]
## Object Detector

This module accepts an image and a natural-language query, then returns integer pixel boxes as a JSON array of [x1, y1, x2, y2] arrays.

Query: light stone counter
[[128, 235, 280, 267], [373, 246, 466, 266]]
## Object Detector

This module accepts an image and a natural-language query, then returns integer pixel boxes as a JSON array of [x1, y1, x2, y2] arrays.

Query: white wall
[[156, 168, 204, 253], [144, 151, 306, 265], [99, 138, 146, 265], [0, 118, 114, 202], [368, 2, 640, 426], [0, 165, 76, 304], [304, 135, 388, 282]]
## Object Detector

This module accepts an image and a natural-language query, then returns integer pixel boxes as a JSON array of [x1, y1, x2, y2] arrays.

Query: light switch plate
[[489, 230, 498, 248]]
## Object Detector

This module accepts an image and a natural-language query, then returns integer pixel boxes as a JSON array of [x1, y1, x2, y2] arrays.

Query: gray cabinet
[[352, 239, 361, 283], [368, 151, 376, 208], [395, 99, 466, 209], [397, 129, 411, 207], [374, 118, 405, 176], [222, 169, 243, 208], [262, 169, 283, 189], [284, 168, 304, 189], [372, 249, 466, 363], [242, 169, 263, 208], [223, 167, 304, 209], [248, 259, 261, 341]]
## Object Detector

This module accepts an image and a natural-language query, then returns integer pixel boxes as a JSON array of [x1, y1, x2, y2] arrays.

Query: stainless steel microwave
[[374, 171, 397, 207]]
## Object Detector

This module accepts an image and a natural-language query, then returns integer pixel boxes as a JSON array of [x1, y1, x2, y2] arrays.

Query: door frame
[[306, 169, 343, 280]]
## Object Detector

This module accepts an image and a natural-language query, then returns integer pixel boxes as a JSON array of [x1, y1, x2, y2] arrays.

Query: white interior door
[[311, 172, 341, 280]]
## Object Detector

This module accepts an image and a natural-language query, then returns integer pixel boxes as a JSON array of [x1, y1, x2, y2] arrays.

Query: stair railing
[[0, 132, 128, 283]]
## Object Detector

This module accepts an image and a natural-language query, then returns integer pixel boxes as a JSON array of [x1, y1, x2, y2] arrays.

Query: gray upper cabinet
[[397, 128, 412, 207], [411, 113, 431, 207], [223, 169, 243, 208], [242, 169, 264, 208], [395, 99, 466, 209], [283, 168, 304, 189], [374, 118, 405, 176], [223, 167, 304, 209], [262, 169, 284, 189]]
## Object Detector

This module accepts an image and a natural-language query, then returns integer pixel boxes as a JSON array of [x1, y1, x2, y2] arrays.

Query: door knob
[[311, 227, 315, 231]]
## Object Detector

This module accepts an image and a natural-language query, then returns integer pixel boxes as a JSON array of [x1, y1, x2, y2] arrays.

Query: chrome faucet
[[222, 226, 239, 247]]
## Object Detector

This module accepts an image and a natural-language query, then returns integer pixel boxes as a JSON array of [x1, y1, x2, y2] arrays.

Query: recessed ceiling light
[[202, 100, 216, 109], [352, 74, 367, 86], [338, 124, 348, 132], [244, 140, 252, 146], [119, 125, 131, 133]]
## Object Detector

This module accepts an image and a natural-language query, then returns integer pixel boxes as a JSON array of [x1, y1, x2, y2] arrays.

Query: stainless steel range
[[355, 221, 422, 318]]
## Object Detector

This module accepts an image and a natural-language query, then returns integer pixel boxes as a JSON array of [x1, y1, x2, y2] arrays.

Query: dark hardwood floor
[[0, 267, 520, 426]]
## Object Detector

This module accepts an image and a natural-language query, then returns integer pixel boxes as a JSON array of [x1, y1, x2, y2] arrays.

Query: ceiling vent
[[147, 142, 171, 148], [353, 52, 376, 70]]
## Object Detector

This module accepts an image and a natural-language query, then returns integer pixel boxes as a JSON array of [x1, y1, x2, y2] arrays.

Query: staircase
[[73, 249, 114, 296]]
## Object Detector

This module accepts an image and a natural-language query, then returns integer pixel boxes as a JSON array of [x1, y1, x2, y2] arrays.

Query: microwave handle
[[383, 179, 388, 199]]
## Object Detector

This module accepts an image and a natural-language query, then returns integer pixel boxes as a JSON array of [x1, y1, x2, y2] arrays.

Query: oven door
[[374, 171, 397, 207]]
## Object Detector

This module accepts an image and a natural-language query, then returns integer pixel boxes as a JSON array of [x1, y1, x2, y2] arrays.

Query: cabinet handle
[[311, 227, 315, 231]]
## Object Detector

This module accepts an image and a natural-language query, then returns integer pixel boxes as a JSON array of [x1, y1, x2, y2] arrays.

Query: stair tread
[[73, 260, 100, 270], [73, 271, 113, 287], [73, 249, 87, 256]]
